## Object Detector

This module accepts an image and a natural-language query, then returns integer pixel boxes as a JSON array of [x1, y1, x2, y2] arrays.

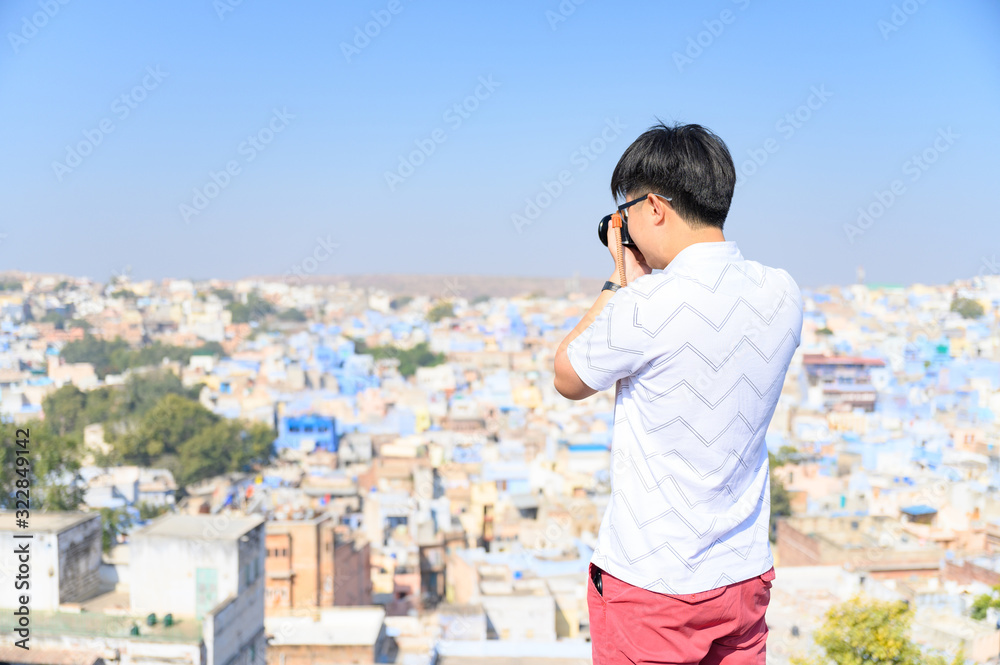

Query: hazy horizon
[[3, 1, 998, 288]]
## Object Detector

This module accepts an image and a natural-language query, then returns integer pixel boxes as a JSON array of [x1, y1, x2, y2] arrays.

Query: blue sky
[[1, 0, 998, 288]]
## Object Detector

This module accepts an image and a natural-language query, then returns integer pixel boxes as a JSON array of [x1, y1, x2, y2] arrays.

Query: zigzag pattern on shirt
[[613, 451, 768, 515], [629, 291, 797, 340], [610, 517, 768, 572], [613, 448, 746, 502], [629, 261, 768, 299], [646, 329, 801, 373], [639, 411, 754, 441], [578, 294, 797, 377], [609, 522, 719, 570], [613, 491, 720, 537], [639, 371, 784, 407], [603, 301, 644, 357]]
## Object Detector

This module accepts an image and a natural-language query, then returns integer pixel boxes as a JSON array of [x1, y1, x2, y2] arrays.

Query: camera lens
[[598, 214, 612, 247]]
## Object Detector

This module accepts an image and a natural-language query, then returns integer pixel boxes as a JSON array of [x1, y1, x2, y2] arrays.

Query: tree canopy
[[60, 335, 221, 378], [950, 297, 984, 320], [792, 596, 964, 665]]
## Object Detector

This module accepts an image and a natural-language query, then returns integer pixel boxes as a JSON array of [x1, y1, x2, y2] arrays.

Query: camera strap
[[609, 212, 627, 287]]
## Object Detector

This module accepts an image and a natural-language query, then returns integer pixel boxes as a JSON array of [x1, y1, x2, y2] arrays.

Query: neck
[[662, 227, 726, 267]]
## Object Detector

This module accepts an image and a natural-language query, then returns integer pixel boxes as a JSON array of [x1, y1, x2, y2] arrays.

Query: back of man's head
[[611, 122, 736, 229]]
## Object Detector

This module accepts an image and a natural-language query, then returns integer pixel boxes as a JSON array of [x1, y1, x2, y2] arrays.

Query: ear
[[647, 194, 668, 224]]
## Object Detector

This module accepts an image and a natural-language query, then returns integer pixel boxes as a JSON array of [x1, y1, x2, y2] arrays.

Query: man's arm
[[554, 234, 652, 400], [553, 287, 617, 400]]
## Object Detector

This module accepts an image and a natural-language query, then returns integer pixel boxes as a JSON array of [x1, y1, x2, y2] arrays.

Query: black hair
[[610, 121, 736, 229]]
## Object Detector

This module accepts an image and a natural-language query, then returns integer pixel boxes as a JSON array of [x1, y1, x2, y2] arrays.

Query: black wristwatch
[[602, 281, 621, 293]]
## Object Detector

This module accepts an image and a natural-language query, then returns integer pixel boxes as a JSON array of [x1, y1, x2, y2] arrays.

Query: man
[[553, 122, 803, 665]]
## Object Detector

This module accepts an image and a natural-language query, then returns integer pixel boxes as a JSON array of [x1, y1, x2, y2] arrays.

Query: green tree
[[396, 342, 446, 377], [427, 301, 454, 323], [0, 421, 85, 511], [177, 421, 233, 487], [137, 501, 172, 521], [43, 385, 88, 437], [970, 584, 1000, 620], [353, 338, 446, 377], [768, 447, 796, 542], [117, 369, 191, 418], [114, 393, 275, 489], [792, 596, 964, 665], [950, 297, 984, 320], [390, 295, 413, 310], [60, 335, 218, 378], [226, 293, 275, 323], [99, 507, 133, 553], [61, 334, 131, 378], [41, 310, 69, 328], [277, 307, 307, 322], [816, 327, 834, 336], [117, 394, 219, 466], [211, 288, 235, 302]]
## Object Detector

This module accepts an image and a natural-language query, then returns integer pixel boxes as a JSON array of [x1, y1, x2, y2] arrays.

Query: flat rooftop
[[0, 510, 98, 534], [133, 513, 264, 541], [266, 606, 386, 646]]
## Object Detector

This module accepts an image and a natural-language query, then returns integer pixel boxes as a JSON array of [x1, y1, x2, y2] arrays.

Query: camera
[[598, 213, 636, 248]]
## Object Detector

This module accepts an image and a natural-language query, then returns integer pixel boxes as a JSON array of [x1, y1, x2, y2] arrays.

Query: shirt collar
[[664, 241, 742, 274]]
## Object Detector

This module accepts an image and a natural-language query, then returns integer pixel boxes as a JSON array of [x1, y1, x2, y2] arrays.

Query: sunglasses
[[597, 193, 672, 247]]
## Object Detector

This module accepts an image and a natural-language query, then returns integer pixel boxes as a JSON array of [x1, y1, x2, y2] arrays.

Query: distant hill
[[247, 273, 606, 299]]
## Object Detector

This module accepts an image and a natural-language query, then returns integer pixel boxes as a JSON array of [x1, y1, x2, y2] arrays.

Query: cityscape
[[3, 1, 1000, 663], [0, 267, 998, 664]]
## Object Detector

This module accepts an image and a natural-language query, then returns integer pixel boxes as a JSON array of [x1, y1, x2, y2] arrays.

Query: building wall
[[58, 515, 103, 605], [131, 536, 239, 617], [943, 560, 1000, 587], [481, 594, 557, 642], [266, 643, 375, 665], [264, 530, 293, 609], [775, 519, 822, 566], [333, 533, 372, 606], [0, 530, 58, 611], [203, 576, 267, 665]]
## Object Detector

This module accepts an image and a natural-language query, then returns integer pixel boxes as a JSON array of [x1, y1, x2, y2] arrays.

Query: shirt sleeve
[[565, 289, 651, 392]]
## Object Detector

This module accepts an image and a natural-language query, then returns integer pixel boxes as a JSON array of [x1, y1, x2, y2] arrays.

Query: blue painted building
[[273, 414, 337, 452]]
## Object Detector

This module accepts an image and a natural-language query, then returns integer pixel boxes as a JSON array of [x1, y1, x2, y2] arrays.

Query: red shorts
[[588, 563, 775, 665]]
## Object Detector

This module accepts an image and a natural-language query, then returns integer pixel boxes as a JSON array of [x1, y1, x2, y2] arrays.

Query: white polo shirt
[[567, 241, 802, 594]]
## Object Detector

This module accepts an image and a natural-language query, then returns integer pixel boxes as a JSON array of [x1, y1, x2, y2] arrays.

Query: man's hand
[[608, 242, 652, 286]]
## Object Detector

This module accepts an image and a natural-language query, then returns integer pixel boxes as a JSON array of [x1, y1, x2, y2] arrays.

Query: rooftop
[[0, 510, 98, 534], [132, 513, 264, 541], [265, 606, 386, 646]]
